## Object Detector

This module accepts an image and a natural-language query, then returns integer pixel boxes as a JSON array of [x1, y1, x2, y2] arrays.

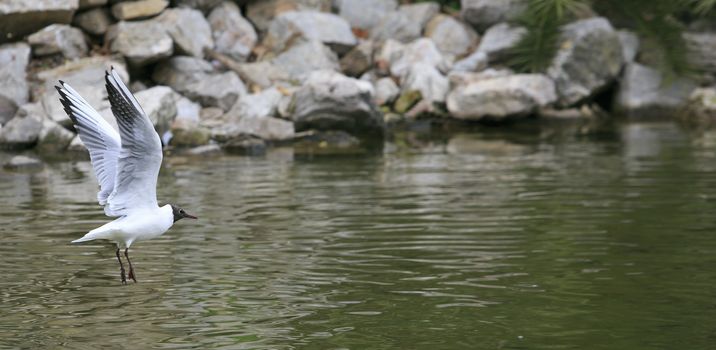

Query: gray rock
[[152, 56, 246, 110], [374, 39, 404, 75], [425, 15, 478, 61], [390, 38, 450, 78], [446, 74, 557, 120], [0, 43, 30, 124], [448, 68, 514, 86], [174, 96, 201, 127], [618, 30, 639, 63], [451, 50, 488, 72], [340, 40, 374, 77], [682, 87, 716, 124], [292, 70, 383, 134], [79, 0, 106, 10], [246, 0, 332, 33], [400, 63, 449, 104], [0, 0, 79, 43], [374, 77, 399, 106], [27, 24, 88, 59], [134, 86, 178, 136], [271, 40, 339, 79], [265, 11, 357, 53], [73, 7, 113, 36], [208, 1, 257, 62], [3, 155, 43, 170], [37, 118, 75, 153], [615, 63, 696, 118], [684, 32, 716, 76], [109, 20, 173, 66], [157, 8, 214, 58], [35, 56, 128, 126], [67, 134, 87, 152], [337, 0, 397, 32], [111, 0, 168, 20], [460, 0, 527, 31], [477, 22, 526, 62], [0, 113, 44, 149], [234, 61, 291, 89], [186, 143, 222, 156], [173, 0, 223, 13], [370, 11, 421, 43], [398, 2, 440, 32], [547, 17, 623, 106], [221, 88, 295, 140]]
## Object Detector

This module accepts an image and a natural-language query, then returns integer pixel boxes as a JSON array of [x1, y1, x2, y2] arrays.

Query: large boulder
[[681, 87, 716, 125], [208, 1, 257, 62], [220, 88, 295, 140], [374, 77, 399, 106], [389, 38, 450, 78], [270, 40, 339, 79], [37, 118, 75, 153], [476, 22, 526, 62], [618, 30, 639, 63], [233, 61, 291, 89], [400, 63, 449, 104], [264, 11, 356, 53], [425, 15, 478, 61], [246, 0, 331, 33], [370, 11, 421, 43], [460, 0, 527, 31], [684, 32, 716, 77], [0, 0, 79, 43], [73, 7, 113, 36], [152, 56, 246, 110], [0, 109, 44, 149], [451, 50, 488, 72], [157, 8, 214, 58], [35, 56, 128, 126], [108, 20, 173, 66], [27, 24, 88, 59], [134, 86, 178, 136], [292, 70, 383, 135], [446, 74, 557, 120], [398, 2, 440, 32], [337, 0, 398, 32], [547, 17, 623, 106], [615, 63, 696, 118], [111, 0, 168, 20], [0, 43, 31, 124]]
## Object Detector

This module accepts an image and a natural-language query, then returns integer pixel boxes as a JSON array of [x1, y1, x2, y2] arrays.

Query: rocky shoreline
[[0, 0, 715, 159]]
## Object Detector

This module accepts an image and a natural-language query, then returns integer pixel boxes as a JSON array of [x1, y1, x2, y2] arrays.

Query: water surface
[[2, 122, 716, 349]]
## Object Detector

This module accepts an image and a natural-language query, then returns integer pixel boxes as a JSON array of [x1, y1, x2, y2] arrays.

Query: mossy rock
[[394, 90, 422, 114], [170, 127, 211, 147]]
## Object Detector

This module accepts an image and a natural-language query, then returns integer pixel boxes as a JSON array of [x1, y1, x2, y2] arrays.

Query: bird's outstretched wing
[[56, 81, 121, 214], [103, 67, 163, 216]]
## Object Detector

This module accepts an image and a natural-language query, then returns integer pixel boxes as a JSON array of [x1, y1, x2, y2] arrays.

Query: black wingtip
[[58, 79, 65, 85]]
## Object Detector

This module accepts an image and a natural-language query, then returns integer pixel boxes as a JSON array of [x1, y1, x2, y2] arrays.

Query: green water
[[2, 122, 716, 349]]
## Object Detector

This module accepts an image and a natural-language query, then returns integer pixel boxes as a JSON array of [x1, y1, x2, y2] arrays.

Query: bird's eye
[[179, 209, 185, 214]]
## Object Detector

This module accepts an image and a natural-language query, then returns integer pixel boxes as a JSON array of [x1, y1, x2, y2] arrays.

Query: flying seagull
[[56, 67, 197, 284]]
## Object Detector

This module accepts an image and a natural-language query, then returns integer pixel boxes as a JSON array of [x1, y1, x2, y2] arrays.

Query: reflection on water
[[2, 122, 716, 349]]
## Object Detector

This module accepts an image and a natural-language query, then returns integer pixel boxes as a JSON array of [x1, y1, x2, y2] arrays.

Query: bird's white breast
[[112, 204, 175, 246]]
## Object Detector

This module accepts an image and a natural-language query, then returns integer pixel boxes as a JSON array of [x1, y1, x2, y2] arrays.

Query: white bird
[[56, 67, 197, 284]]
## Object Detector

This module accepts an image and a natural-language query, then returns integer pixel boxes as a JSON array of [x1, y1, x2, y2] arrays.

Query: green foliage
[[506, 0, 716, 77]]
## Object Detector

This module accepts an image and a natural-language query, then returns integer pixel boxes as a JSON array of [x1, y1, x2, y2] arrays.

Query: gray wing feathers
[[56, 81, 121, 208], [104, 68, 163, 216]]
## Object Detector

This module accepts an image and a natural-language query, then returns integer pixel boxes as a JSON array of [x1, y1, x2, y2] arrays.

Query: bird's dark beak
[[184, 212, 198, 219]]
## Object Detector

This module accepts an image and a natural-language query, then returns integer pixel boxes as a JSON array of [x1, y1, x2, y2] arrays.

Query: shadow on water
[[2, 121, 716, 349]]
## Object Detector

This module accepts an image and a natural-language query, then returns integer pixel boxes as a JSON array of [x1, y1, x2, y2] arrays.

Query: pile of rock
[[0, 0, 709, 156]]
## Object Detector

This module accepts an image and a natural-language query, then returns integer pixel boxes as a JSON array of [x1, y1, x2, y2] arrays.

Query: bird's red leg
[[116, 248, 126, 285], [125, 248, 137, 283]]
